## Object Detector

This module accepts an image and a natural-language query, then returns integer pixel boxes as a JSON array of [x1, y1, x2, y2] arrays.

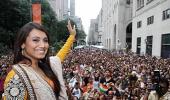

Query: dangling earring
[[21, 48, 25, 55]]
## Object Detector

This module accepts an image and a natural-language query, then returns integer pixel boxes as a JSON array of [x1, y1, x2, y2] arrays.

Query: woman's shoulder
[[49, 56, 62, 70], [4, 64, 23, 87], [3, 68, 28, 100], [49, 56, 60, 62], [4, 69, 16, 87], [49, 56, 62, 66]]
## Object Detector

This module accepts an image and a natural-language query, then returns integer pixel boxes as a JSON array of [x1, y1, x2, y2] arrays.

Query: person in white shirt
[[72, 82, 82, 100]]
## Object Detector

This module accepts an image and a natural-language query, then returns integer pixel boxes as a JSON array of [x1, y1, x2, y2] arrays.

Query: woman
[[2, 20, 76, 100]]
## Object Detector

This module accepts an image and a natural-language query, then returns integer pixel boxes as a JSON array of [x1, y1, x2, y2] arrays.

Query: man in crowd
[[148, 77, 170, 100]]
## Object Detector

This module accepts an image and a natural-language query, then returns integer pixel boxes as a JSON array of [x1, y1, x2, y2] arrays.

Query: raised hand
[[67, 20, 76, 36]]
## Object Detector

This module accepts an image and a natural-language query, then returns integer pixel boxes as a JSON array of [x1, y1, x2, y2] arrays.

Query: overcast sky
[[75, 0, 102, 35]]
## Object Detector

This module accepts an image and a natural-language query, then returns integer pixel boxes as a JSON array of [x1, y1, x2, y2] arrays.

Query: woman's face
[[22, 29, 49, 61]]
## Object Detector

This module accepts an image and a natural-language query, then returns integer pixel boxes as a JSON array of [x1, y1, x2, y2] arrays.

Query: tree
[[51, 19, 87, 51], [0, 0, 31, 51], [0, 0, 86, 55], [0, 0, 59, 52], [76, 29, 86, 45], [41, 0, 59, 45]]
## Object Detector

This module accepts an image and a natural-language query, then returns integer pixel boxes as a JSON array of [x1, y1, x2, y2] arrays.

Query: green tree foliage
[[0, 0, 30, 32], [0, 0, 59, 53], [52, 19, 87, 51], [0, 0, 86, 55], [51, 19, 72, 51], [76, 29, 86, 45], [56, 20, 70, 42], [41, 0, 58, 45], [0, 0, 30, 54]]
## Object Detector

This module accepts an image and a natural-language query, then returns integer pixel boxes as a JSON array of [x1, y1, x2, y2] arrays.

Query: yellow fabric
[[4, 70, 15, 88], [56, 35, 75, 62], [3, 70, 28, 100]]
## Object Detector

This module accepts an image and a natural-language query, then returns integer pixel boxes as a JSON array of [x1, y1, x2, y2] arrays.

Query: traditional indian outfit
[[3, 35, 75, 100]]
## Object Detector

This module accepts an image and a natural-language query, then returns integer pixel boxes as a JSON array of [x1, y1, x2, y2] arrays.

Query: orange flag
[[32, 3, 41, 24]]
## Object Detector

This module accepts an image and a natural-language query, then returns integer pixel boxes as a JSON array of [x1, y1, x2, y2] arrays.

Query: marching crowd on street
[[63, 47, 170, 100], [0, 47, 170, 99]]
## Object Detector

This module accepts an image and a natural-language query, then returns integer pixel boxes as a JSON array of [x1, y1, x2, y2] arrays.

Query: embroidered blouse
[[3, 34, 75, 100]]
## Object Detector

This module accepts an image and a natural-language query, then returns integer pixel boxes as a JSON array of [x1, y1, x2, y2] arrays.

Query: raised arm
[[56, 20, 76, 62]]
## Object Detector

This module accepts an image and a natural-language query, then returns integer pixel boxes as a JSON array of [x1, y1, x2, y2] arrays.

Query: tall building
[[68, 0, 83, 31], [132, 0, 170, 58], [98, 0, 133, 50], [97, 9, 103, 46], [70, 0, 75, 17], [70, 16, 83, 30], [48, 0, 69, 20], [68, 0, 83, 32], [48, 0, 84, 43], [87, 19, 98, 45], [63, 0, 69, 19]]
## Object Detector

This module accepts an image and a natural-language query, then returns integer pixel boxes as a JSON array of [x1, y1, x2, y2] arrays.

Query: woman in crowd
[[2, 20, 76, 100]]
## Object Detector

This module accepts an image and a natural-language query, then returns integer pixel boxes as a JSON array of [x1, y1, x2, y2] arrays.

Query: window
[[163, 9, 170, 20], [136, 37, 141, 54], [161, 34, 170, 58], [147, 16, 154, 25], [137, 21, 142, 28], [137, 0, 144, 10], [95, 23, 98, 32], [146, 36, 153, 56]]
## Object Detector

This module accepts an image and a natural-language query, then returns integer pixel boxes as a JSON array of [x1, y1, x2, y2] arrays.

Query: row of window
[[137, 0, 144, 10], [137, 16, 154, 28], [137, 36, 153, 56], [136, 34, 170, 58], [137, 0, 154, 10], [137, 8, 170, 28]]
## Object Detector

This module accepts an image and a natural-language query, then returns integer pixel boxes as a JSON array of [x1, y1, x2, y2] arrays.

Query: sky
[[75, 0, 102, 35]]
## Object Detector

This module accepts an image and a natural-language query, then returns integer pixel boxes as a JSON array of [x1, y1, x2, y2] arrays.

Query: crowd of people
[[63, 47, 170, 100], [0, 46, 170, 99]]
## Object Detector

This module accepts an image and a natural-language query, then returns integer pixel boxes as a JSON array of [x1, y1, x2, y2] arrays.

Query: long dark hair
[[13, 22, 61, 97]]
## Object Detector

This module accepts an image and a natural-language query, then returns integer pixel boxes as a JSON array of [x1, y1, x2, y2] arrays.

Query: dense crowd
[[63, 47, 170, 100], [0, 47, 170, 99]]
